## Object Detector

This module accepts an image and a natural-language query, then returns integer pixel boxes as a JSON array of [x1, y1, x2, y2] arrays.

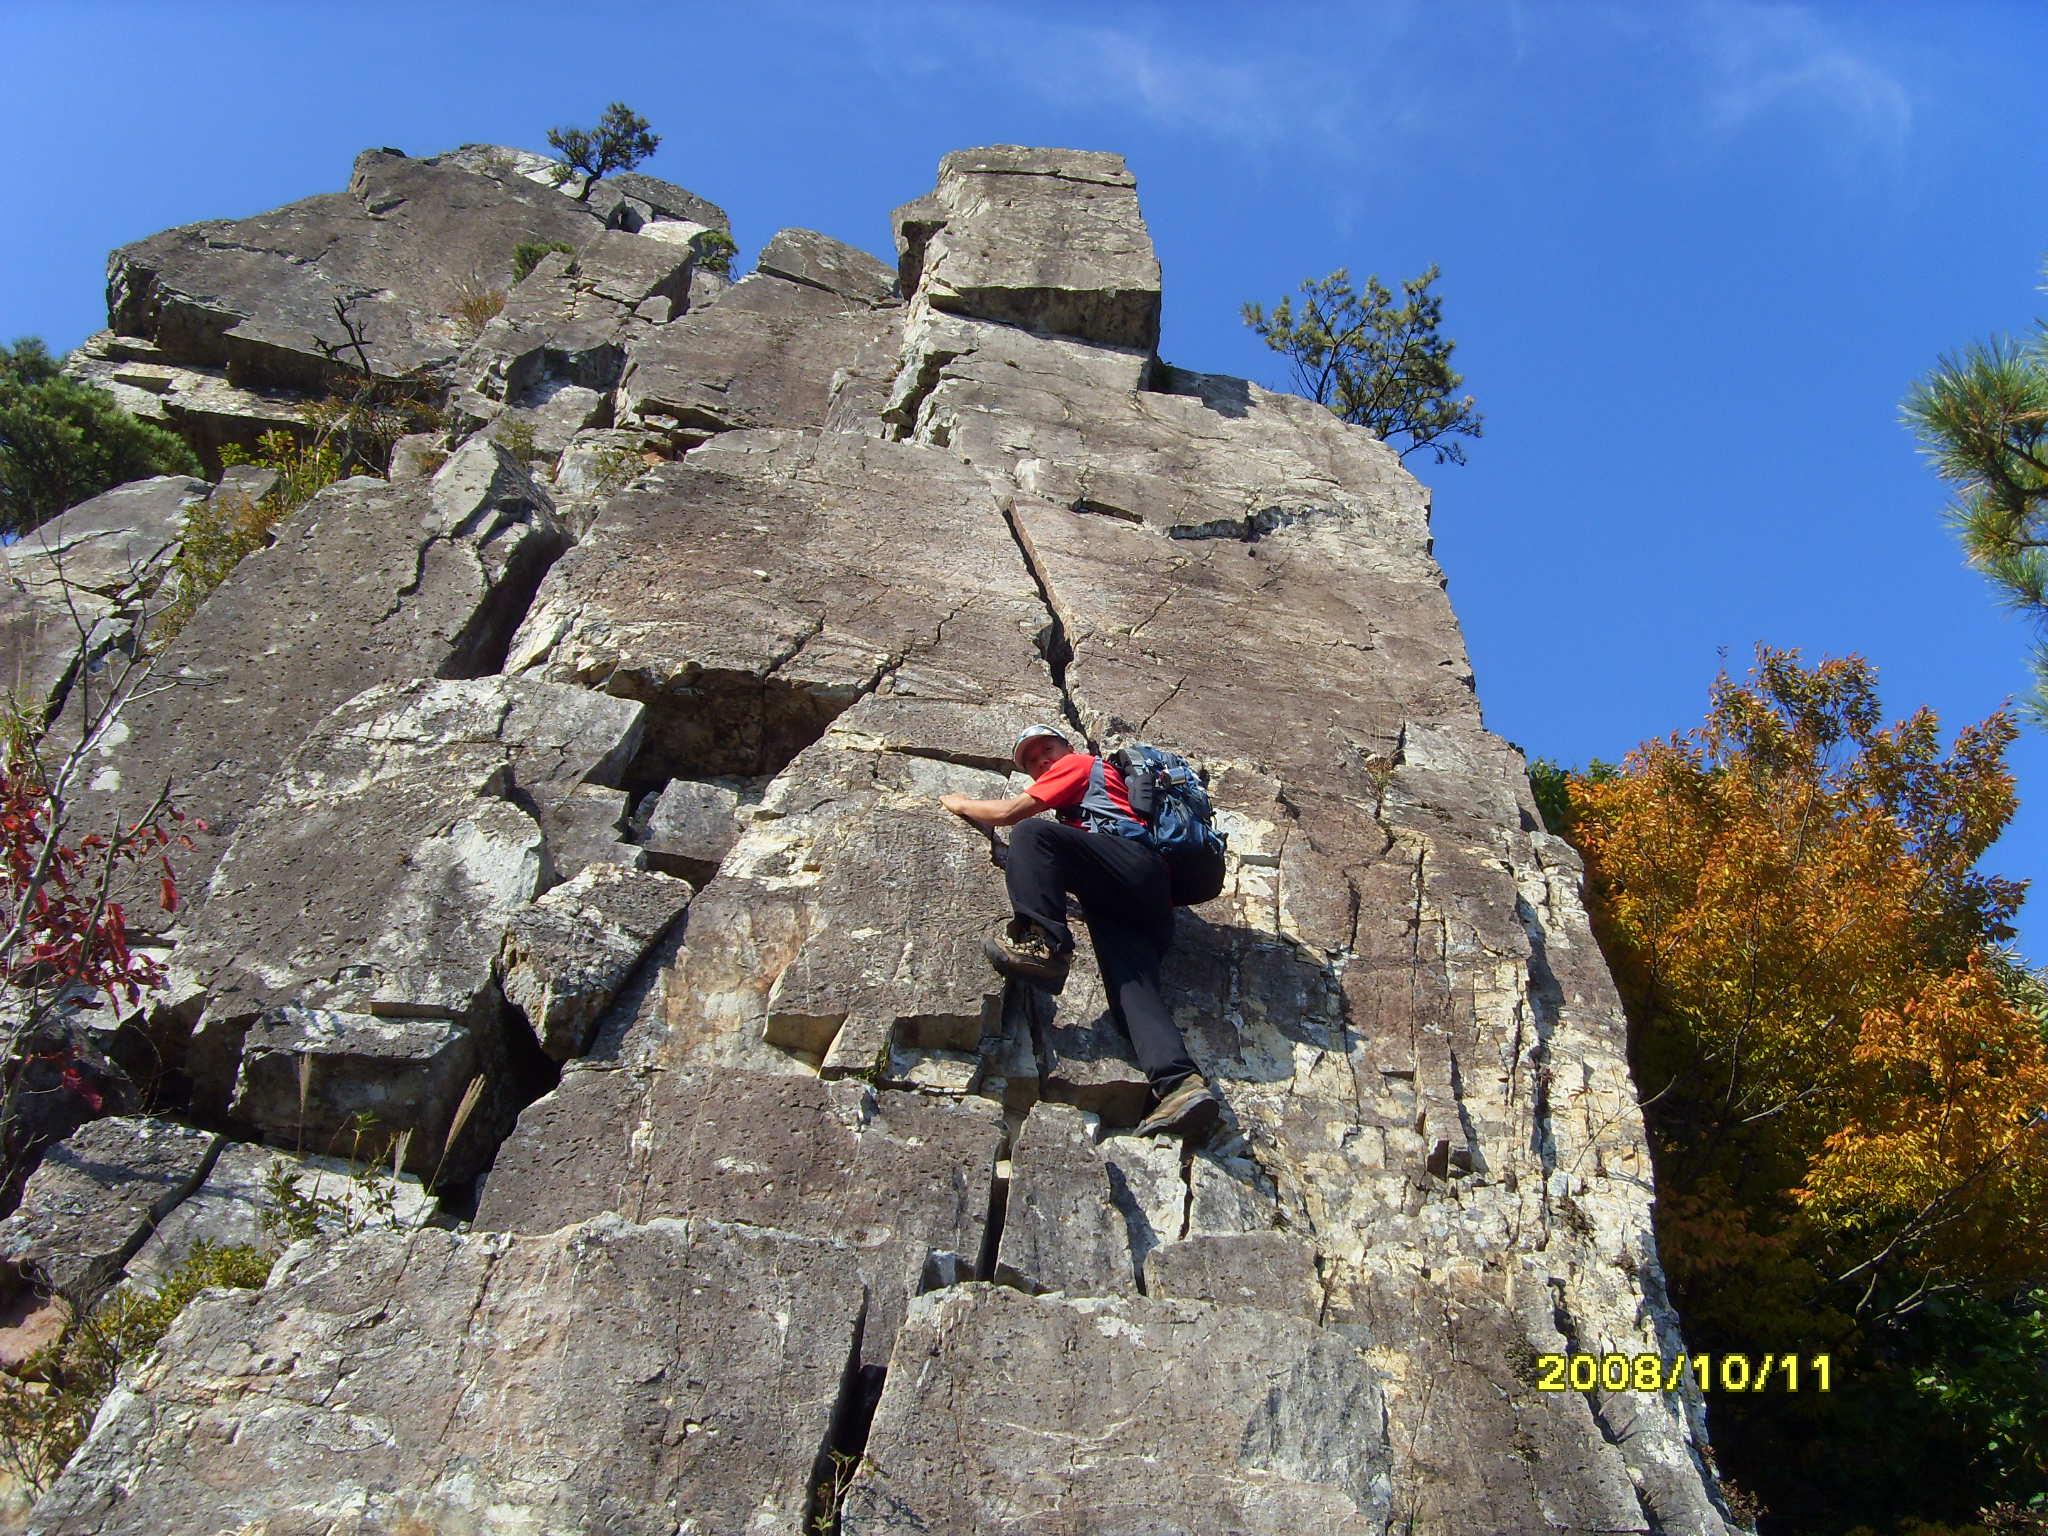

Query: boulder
[[898, 145, 1162, 350], [841, 1285, 1393, 1534], [29, 1217, 864, 1536], [499, 862, 693, 1060], [0, 1118, 218, 1303]]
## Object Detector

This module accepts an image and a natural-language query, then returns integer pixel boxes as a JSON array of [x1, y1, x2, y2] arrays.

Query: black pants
[[1005, 817, 1199, 1092]]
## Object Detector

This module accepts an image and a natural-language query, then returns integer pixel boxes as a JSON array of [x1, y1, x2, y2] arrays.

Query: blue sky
[[8, 1, 2047, 957]]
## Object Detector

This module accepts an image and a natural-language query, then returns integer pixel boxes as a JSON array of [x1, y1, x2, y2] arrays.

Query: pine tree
[[1904, 266, 2048, 720], [545, 103, 660, 202], [1243, 266, 1482, 465]]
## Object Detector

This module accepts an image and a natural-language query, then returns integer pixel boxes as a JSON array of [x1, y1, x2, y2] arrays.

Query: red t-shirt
[[1027, 753, 1138, 828]]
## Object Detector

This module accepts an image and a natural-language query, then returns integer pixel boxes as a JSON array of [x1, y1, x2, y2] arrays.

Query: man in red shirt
[[940, 724, 1221, 1140]]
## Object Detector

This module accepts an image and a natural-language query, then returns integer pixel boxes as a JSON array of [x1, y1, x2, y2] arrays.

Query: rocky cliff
[[1, 142, 1742, 1533]]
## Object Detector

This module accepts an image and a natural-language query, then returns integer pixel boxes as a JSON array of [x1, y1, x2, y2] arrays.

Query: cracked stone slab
[[67, 440, 570, 899], [505, 429, 1059, 781], [615, 273, 902, 449], [898, 145, 1161, 350], [174, 674, 643, 1153], [119, 1140, 431, 1297], [754, 227, 897, 307], [500, 862, 694, 1060], [179, 672, 644, 1027], [29, 1215, 864, 1536], [108, 147, 606, 393], [0, 475, 205, 718], [994, 1101, 1136, 1297], [843, 1285, 1393, 1534], [476, 1068, 1001, 1365], [0, 1117, 218, 1303]]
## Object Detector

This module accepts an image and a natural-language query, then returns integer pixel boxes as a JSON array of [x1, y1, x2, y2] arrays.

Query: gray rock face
[[841, 1285, 1393, 1535], [614, 274, 902, 448], [506, 430, 1059, 782], [477, 1069, 1000, 1365], [993, 1101, 1137, 1296], [68, 440, 570, 898], [0, 476, 203, 718], [174, 673, 644, 1170], [63, 332, 308, 463], [25, 142, 1739, 1534], [29, 1217, 863, 1536], [901, 145, 1162, 349], [755, 227, 897, 306]]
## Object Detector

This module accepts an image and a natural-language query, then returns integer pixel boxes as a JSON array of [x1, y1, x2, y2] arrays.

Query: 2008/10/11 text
[[1535, 1353, 1834, 1393]]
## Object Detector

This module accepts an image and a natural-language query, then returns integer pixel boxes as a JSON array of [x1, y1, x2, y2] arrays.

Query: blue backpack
[[1110, 744, 1228, 906]]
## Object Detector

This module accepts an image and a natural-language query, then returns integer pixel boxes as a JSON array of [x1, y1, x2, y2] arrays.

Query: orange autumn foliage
[[1562, 648, 2047, 1324]]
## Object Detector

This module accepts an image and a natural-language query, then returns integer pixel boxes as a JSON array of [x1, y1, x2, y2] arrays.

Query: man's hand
[[941, 792, 977, 822]]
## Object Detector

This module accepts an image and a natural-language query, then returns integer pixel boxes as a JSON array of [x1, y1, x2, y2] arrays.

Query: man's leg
[[1003, 817, 1076, 951], [1057, 834, 1199, 1092]]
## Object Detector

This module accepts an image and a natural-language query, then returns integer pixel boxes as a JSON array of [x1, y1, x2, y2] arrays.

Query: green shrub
[[151, 430, 341, 647], [511, 240, 578, 283], [0, 338, 202, 537], [692, 229, 738, 277], [0, 1241, 271, 1495]]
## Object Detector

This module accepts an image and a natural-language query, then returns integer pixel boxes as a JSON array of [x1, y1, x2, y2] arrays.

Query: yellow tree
[[1552, 649, 2048, 1525]]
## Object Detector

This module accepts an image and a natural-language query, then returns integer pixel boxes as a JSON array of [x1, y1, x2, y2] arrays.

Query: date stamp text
[[1535, 1352, 1833, 1393]]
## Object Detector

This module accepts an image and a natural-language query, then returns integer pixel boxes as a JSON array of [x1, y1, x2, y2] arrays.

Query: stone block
[[31, 1217, 864, 1536], [0, 1117, 218, 1302], [909, 145, 1162, 350], [500, 863, 693, 1060], [994, 1101, 1136, 1297], [638, 776, 741, 878], [755, 226, 897, 306], [476, 1069, 1002, 1364], [842, 1286, 1393, 1534]]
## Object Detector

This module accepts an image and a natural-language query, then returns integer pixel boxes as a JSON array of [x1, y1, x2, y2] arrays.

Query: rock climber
[[939, 724, 1221, 1141]]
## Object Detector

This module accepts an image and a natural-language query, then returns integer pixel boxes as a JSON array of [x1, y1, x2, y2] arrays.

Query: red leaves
[[0, 762, 193, 1010]]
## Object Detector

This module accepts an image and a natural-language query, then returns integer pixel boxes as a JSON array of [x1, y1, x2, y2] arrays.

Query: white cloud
[[1693, 2, 1912, 162], [846, 3, 1414, 159]]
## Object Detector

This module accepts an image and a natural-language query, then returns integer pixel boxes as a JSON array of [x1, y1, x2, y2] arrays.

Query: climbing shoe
[[981, 917, 1070, 986], [1134, 1073, 1222, 1141]]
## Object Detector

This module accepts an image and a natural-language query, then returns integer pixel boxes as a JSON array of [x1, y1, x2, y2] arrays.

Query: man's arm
[[940, 791, 1047, 830]]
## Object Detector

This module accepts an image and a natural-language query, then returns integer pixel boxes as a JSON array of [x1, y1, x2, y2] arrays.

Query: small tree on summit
[[1244, 266, 1482, 466], [546, 103, 660, 201]]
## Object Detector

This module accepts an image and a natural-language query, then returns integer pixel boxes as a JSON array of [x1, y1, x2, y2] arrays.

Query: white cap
[[1011, 724, 1070, 771]]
